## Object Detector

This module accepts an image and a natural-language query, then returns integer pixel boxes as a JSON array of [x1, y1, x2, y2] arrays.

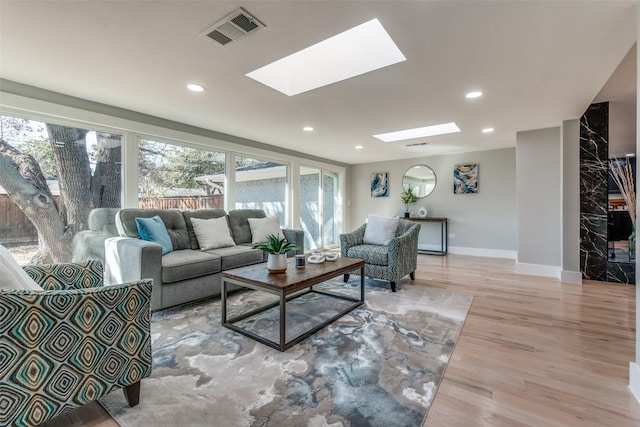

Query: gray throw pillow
[[363, 214, 399, 246], [191, 217, 236, 250]]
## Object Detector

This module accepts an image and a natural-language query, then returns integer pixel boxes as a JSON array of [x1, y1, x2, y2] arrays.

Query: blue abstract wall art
[[370, 172, 389, 197], [453, 164, 478, 194]]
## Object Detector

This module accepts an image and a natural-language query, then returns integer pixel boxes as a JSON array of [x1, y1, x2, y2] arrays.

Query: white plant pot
[[267, 253, 287, 274]]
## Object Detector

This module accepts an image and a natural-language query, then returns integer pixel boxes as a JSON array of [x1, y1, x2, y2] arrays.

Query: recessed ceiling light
[[355, 145, 363, 150], [482, 127, 494, 133], [246, 18, 406, 96], [303, 126, 314, 132], [373, 122, 461, 142], [465, 91, 483, 99], [187, 83, 205, 92]]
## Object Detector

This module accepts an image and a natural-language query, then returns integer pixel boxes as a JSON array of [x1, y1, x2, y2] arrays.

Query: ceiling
[[0, 1, 636, 165], [594, 43, 637, 157]]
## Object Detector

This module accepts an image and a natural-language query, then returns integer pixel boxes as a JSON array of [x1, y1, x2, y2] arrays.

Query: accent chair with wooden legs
[[0, 248, 152, 427]]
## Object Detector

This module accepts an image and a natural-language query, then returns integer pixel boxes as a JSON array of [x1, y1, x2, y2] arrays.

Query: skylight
[[373, 122, 461, 142], [246, 18, 406, 96]]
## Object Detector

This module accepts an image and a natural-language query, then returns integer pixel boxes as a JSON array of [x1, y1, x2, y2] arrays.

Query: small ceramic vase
[[267, 253, 287, 273]]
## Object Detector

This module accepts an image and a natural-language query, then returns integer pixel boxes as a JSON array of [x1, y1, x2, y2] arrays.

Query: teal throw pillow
[[135, 215, 173, 255]]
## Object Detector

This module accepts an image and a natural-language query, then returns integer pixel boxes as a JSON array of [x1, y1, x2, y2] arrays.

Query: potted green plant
[[253, 234, 300, 273], [400, 187, 418, 218]]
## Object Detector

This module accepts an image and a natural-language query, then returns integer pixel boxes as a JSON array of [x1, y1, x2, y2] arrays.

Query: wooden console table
[[408, 217, 448, 256]]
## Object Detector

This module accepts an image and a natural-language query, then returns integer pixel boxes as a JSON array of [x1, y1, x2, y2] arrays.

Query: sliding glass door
[[300, 167, 340, 250]]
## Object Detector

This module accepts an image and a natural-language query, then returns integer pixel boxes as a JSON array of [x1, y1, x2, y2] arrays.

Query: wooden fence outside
[[0, 195, 61, 243], [138, 195, 224, 210], [0, 195, 224, 244]]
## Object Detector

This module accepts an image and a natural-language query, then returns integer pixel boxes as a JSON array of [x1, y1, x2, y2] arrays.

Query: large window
[[0, 111, 344, 263], [0, 115, 122, 264], [138, 138, 226, 210], [235, 156, 287, 226]]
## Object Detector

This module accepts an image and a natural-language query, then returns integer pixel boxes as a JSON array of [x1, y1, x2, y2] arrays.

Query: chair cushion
[[347, 244, 389, 266], [363, 214, 399, 246], [248, 216, 284, 243], [191, 217, 236, 250], [136, 215, 174, 255], [0, 244, 43, 290], [161, 250, 221, 284], [204, 246, 264, 270]]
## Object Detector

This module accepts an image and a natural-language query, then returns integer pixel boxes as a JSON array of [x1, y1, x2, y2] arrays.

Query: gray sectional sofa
[[105, 208, 303, 311]]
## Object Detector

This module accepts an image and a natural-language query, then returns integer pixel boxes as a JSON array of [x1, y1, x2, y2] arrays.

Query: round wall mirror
[[402, 165, 437, 198]]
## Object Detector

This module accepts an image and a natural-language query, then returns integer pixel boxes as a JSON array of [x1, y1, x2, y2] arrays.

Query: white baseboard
[[417, 244, 516, 259], [630, 362, 640, 404], [448, 246, 517, 259], [560, 270, 582, 284], [515, 262, 561, 279]]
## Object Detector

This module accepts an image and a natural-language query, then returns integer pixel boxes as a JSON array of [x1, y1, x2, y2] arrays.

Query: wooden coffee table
[[221, 257, 365, 352]]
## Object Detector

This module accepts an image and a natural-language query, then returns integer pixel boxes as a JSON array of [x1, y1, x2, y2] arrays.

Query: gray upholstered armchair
[[72, 207, 121, 263], [340, 218, 420, 292], [0, 258, 152, 427]]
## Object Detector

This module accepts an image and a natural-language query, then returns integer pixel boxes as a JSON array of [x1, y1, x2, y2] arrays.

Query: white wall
[[516, 127, 562, 277], [561, 119, 582, 283], [348, 147, 516, 258]]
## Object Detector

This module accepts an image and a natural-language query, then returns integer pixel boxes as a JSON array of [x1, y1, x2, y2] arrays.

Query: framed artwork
[[453, 163, 478, 194], [370, 172, 389, 197]]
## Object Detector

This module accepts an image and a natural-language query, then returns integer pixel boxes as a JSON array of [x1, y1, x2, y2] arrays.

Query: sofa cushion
[[204, 246, 264, 270], [117, 209, 191, 250], [347, 244, 389, 266], [228, 209, 266, 244], [0, 244, 43, 291], [248, 216, 285, 243], [161, 249, 221, 284], [191, 217, 236, 250], [182, 209, 228, 249], [363, 214, 399, 246], [136, 215, 174, 255]]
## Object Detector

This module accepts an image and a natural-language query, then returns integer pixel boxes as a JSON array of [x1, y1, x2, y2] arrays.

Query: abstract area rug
[[99, 278, 473, 427]]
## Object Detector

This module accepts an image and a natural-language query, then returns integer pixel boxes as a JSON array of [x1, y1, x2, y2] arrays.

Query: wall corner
[[630, 362, 640, 404]]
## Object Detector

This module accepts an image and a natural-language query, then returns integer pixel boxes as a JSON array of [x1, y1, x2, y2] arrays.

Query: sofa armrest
[[0, 279, 152, 427], [388, 223, 421, 278], [339, 224, 367, 257], [23, 259, 104, 291], [105, 237, 162, 309], [282, 228, 304, 257]]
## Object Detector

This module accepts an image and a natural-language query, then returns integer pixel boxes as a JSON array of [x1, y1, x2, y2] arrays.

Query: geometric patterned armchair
[[0, 258, 152, 427], [340, 218, 420, 292]]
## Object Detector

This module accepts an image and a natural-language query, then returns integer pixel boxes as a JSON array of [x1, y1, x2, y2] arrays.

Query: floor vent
[[204, 8, 265, 47]]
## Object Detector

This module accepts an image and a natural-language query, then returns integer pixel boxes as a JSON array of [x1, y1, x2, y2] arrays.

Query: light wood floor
[[41, 254, 639, 427]]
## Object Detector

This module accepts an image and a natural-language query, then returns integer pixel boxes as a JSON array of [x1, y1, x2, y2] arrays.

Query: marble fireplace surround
[[580, 101, 635, 284]]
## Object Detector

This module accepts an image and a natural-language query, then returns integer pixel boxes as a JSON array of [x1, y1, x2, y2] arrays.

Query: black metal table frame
[[411, 217, 448, 256], [221, 265, 365, 352]]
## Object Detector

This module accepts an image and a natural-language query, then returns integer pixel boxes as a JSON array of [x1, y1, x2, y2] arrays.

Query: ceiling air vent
[[405, 142, 429, 147], [204, 8, 265, 47]]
